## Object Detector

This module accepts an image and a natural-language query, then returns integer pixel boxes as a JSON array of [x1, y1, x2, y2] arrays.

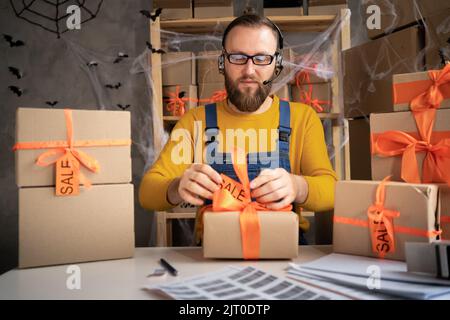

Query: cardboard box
[[333, 180, 439, 261], [370, 109, 450, 183], [203, 211, 299, 259], [196, 51, 224, 84], [291, 82, 331, 112], [19, 184, 135, 268], [193, 0, 234, 19], [362, 0, 450, 39], [405, 241, 450, 278], [440, 185, 450, 241], [162, 52, 196, 86], [153, 0, 192, 21], [343, 26, 423, 118], [393, 69, 450, 112], [273, 84, 290, 101], [15, 108, 131, 188], [198, 82, 226, 102], [308, 4, 347, 15], [424, 9, 450, 69], [163, 85, 198, 116], [348, 118, 371, 180]]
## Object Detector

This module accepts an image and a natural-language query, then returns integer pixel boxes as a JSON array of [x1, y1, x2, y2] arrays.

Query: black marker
[[160, 258, 178, 276]]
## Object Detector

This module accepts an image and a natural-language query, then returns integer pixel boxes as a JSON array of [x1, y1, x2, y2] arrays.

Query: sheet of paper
[[145, 266, 349, 300], [289, 254, 450, 300]]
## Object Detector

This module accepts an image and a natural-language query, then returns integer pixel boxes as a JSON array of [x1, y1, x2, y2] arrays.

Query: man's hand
[[167, 164, 223, 206], [249, 168, 308, 210]]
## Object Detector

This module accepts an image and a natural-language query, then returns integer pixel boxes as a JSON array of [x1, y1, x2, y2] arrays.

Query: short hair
[[221, 14, 283, 51]]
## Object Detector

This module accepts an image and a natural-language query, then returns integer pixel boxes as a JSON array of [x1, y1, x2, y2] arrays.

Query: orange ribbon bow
[[371, 130, 450, 186], [163, 86, 198, 116], [409, 64, 450, 140], [203, 147, 292, 260], [13, 109, 131, 195], [294, 66, 330, 113], [366, 176, 400, 258]]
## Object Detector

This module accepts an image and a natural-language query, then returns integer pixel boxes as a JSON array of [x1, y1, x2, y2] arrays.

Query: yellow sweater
[[139, 95, 337, 238]]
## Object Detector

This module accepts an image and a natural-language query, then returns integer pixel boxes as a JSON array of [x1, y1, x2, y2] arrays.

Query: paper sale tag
[[55, 153, 79, 196], [220, 173, 247, 202]]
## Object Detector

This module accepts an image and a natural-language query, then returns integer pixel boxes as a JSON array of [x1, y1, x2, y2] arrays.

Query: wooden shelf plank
[[160, 15, 337, 33], [163, 116, 181, 122]]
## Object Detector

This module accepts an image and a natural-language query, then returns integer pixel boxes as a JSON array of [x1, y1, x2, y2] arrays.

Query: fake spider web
[[9, 0, 103, 38]]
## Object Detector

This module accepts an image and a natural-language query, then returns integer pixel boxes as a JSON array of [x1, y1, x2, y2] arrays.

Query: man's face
[[223, 25, 278, 112]]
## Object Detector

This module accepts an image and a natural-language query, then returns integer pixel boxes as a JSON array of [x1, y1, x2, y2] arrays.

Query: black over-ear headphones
[[218, 17, 284, 76]]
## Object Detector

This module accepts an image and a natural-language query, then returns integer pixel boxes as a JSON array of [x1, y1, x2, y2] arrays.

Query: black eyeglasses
[[224, 50, 277, 66]]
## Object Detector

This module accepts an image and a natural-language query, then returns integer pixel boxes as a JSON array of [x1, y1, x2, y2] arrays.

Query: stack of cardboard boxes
[[336, 0, 450, 260], [15, 108, 135, 268]]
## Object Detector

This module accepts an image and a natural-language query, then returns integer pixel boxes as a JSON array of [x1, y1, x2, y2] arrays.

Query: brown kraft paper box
[[370, 109, 450, 183], [343, 26, 423, 118], [193, 0, 234, 19], [15, 107, 131, 187], [19, 184, 135, 268], [162, 52, 196, 86], [333, 180, 439, 261], [393, 70, 450, 112], [153, 0, 192, 21], [203, 211, 299, 259], [196, 50, 224, 84], [198, 82, 226, 101]]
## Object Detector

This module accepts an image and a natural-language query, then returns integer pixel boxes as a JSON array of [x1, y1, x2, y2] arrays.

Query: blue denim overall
[[203, 100, 307, 245]]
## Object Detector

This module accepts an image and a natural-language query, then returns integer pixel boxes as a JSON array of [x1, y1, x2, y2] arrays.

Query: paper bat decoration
[[146, 41, 166, 54], [8, 66, 23, 79], [105, 82, 121, 89], [3, 34, 25, 47], [46, 101, 58, 107], [113, 52, 129, 64], [116, 104, 131, 110], [140, 8, 162, 21], [8, 85, 23, 96]]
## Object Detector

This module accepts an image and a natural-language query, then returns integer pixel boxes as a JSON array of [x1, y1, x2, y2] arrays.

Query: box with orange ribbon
[[333, 179, 440, 261], [393, 65, 450, 113], [163, 85, 198, 116], [201, 148, 299, 259], [370, 108, 450, 185], [14, 107, 134, 268], [203, 211, 299, 259], [198, 82, 227, 103]]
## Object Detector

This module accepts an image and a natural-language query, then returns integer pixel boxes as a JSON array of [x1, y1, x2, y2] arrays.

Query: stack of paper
[[146, 266, 350, 300], [286, 254, 450, 300]]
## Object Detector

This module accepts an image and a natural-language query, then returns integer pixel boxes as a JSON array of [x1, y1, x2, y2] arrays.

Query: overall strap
[[204, 103, 219, 162], [278, 100, 292, 172]]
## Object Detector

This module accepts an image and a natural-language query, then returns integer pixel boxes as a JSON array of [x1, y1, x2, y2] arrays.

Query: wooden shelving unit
[[149, 10, 351, 246]]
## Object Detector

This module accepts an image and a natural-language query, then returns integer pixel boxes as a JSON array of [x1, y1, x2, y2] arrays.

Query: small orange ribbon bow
[[163, 86, 198, 116], [367, 176, 400, 258], [294, 66, 330, 113], [206, 147, 292, 259]]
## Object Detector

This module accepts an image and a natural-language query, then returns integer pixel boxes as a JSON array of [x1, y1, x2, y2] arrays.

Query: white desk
[[0, 246, 332, 300]]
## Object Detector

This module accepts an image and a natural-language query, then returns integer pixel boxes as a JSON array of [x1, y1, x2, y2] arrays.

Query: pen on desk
[[160, 258, 178, 276]]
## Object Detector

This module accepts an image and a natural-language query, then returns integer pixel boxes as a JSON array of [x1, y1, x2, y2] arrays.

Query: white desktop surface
[[0, 245, 332, 300]]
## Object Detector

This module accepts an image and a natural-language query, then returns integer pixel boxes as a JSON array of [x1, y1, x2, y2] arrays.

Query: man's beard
[[224, 72, 272, 112]]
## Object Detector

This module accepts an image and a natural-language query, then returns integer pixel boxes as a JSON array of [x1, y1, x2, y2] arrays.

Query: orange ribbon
[[294, 67, 330, 113], [366, 176, 399, 258], [198, 89, 228, 104], [371, 130, 450, 185], [334, 177, 441, 258], [393, 64, 450, 141], [163, 86, 198, 116], [13, 109, 131, 194], [201, 147, 292, 259]]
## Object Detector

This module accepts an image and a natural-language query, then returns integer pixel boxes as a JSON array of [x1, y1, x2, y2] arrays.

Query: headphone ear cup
[[218, 54, 225, 74]]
